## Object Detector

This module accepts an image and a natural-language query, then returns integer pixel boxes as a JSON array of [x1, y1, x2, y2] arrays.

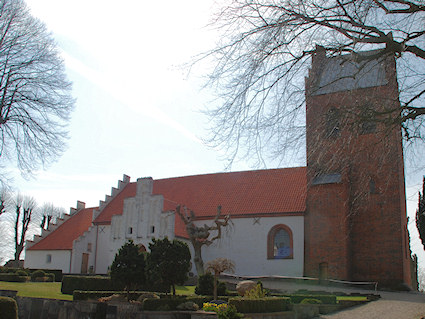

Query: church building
[[24, 48, 413, 289]]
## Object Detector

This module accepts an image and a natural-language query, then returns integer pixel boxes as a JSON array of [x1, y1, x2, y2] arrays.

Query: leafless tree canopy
[[13, 193, 36, 261], [0, 0, 74, 177], [202, 0, 425, 166]]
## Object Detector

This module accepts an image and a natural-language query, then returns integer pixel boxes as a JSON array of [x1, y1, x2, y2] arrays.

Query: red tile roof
[[31, 168, 306, 250], [28, 207, 96, 250], [93, 167, 307, 237]]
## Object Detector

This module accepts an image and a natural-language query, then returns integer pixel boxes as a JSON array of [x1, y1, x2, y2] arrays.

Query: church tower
[[304, 47, 412, 288]]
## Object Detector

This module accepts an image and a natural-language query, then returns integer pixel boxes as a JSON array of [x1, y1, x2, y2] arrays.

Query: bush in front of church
[[195, 272, 226, 296]]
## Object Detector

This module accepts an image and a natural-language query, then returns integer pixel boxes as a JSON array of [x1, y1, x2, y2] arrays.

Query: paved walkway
[[224, 277, 425, 319]]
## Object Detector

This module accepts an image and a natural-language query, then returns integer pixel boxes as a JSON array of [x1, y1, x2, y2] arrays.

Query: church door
[[81, 253, 89, 274]]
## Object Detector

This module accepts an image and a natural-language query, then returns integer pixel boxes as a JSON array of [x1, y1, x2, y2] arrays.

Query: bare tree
[[206, 257, 235, 300], [176, 205, 230, 275], [39, 202, 64, 230], [200, 0, 425, 166], [14, 194, 36, 261], [0, 0, 74, 178]]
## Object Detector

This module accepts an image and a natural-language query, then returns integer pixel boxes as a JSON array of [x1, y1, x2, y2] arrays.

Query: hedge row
[[62, 275, 170, 295], [62, 276, 122, 295], [286, 294, 337, 304], [0, 273, 28, 282], [0, 297, 18, 319], [229, 297, 291, 313], [0, 267, 62, 282]]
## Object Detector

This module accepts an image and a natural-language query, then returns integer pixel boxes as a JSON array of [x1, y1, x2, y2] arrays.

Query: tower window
[[46, 254, 52, 263], [128, 227, 133, 234], [151, 226, 155, 233]]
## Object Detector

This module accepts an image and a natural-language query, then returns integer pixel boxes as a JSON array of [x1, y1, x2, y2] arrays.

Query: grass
[[0, 281, 72, 301], [0, 282, 195, 300], [175, 285, 196, 295], [337, 296, 368, 301]]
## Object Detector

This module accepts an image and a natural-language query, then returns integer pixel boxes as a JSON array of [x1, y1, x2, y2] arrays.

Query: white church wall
[[95, 225, 113, 274], [24, 250, 71, 273], [72, 225, 97, 274], [198, 216, 304, 277], [108, 177, 176, 263]]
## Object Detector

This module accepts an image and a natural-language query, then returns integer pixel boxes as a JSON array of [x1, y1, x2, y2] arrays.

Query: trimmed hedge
[[0, 267, 62, 281], [229, 297, 291, 313], [61, 275, 122, 295], [287, 294, 337, 304], [0, 297, 18, 319], [0, 273, 28, 282], [73, 290, 163, 301]]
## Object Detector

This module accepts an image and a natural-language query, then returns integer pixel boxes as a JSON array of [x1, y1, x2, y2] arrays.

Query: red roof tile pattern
[[154, 167, 306, 237], [28, 207, 96, 250], [93, 167, 306, 237], [93, 183, 136, 225], [34, 168, 306, 250]]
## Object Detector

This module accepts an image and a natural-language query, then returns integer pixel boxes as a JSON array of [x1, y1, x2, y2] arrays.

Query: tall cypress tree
[[416, 177, 425, 250]]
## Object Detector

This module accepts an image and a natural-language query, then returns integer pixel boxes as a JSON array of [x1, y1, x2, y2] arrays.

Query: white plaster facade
[[24, 250, 72, 273], [193, 216, 304, 277], [26, 175, 305, 277]]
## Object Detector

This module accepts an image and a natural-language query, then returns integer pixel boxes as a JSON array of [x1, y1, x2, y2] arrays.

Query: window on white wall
[[87, 243, 92, 252], [128, 227, 133, 234], [267, 224, 294, 259], [46, 254, 52, 263]]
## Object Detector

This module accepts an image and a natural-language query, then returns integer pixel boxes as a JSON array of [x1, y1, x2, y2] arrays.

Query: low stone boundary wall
[[7, 294, 370, 319]]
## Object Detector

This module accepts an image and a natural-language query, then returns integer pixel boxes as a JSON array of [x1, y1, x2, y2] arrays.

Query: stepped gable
[[92, 175, 132, 224], [92, 167, 307, 237], [27, 206, 96, 250]]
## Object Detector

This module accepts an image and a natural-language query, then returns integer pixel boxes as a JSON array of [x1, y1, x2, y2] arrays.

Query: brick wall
[[304, 50, 412, 288]]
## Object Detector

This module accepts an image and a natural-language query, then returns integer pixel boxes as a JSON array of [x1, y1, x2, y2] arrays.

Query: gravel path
[[317, 298, 425, 319], [224, 276, 425, 319]]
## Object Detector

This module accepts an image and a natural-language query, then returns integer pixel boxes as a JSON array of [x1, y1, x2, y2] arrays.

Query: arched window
[[267, 224, 294, 259]]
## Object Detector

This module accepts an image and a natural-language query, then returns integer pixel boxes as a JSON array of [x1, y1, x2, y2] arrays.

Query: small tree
[[416, 176, 425, 250], [146, 237, 191, 296], [176, 205, 230, 275], [110, 240, 146, 300], [205, 258, 234, 300], [14, 194, 36, 261]]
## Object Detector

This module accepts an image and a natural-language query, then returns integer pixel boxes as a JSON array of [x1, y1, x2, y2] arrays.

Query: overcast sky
[[1, 0, 424, 273]]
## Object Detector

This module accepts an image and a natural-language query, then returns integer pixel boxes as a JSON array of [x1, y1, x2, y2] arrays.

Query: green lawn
[[0, 282, 72, 300], [0, 282, 196, 300], [337, 296, 368, 301]]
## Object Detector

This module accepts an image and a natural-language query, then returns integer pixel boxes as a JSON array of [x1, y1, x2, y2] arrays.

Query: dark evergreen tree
[[110, 240, 145, 299], [146, 237, 191, 296], [416, 177, 425, 250]]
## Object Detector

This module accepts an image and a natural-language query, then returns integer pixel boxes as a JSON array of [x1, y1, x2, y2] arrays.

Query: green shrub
[[31, 270, 45, 281], [244, 284, 267, 299], [0, 297, 18, 319], [300, 298, 322, 304], [195, 273, 226, 296], [29, 269, 63, 282], [0, 273, 27, 282], [61, 275, 122, 295], [46, 273, 55, 282], [216, 304, 244, 319], [229, 297, 291, 313], [288, 294, 336, 304], [15, 270, 28, 276]]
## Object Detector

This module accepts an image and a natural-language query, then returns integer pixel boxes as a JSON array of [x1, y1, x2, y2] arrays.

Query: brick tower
[[304, 47, 412, 288]]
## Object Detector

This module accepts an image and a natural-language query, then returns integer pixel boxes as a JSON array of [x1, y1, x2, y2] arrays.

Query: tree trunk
[[213, 273, 218, 300], [193, 241, 204, 276]]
